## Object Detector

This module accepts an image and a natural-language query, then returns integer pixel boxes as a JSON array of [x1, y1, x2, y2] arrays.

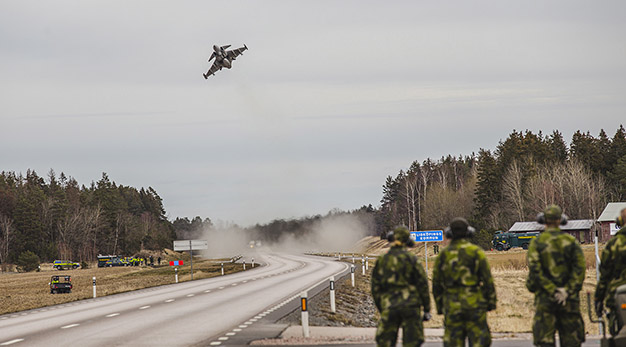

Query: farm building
[[598, 202, 626, 242], [508, 219, 595, 244]]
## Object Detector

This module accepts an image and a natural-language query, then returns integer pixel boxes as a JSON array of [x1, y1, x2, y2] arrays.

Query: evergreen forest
[[1, 126, 625, 267]]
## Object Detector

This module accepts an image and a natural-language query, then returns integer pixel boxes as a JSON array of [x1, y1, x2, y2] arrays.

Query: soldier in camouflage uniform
[[371, 226, 431, 347], [432, 217, 497, 346], [595, 207, 626, 336], [526, 205, 586, 347]]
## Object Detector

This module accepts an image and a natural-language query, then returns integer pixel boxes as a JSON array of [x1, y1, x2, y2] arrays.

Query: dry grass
[[0, 257, 250, 315]]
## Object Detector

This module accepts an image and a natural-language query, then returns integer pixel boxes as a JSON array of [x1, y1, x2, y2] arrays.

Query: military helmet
[[544, 205, 562, 221], [537, 204, 568, 225], [444, 217, 476, 239], [387, 226, 414, 247]]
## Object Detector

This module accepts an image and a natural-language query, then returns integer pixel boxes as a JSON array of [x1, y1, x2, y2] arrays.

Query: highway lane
[[0, 253, 348, 347]]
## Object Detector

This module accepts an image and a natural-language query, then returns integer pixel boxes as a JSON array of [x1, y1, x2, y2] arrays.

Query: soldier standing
[[371, 227, 431, 347], [432, 217, 496, 346], [527, 205, 585, 346], [595, 207, 626, 336]]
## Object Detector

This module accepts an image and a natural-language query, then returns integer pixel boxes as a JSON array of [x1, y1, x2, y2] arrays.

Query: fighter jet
[[203, 44, 248, 79]]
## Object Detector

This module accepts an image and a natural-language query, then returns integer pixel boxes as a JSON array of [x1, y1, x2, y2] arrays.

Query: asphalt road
[[0, 253, 348, 347]]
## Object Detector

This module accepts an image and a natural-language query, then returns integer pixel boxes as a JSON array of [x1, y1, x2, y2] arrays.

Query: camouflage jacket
[[526, 226, 586, 302], [371, 245, 431, 313], [432, 238, 496, 314], [595, 226, 626, 307]]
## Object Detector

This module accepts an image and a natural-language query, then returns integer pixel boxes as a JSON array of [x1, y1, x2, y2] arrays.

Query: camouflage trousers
[[443, 308, 491, 347], [375, 306, 424, 347], [532, 299, 585, 347]]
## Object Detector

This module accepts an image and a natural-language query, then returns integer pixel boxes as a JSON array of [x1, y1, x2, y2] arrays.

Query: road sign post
[[173, 240, 208, 281], [329, 276, 336, 313], [301, 291, 309, 337], [410, 230, 444, 275], [350, 265, 355, 287]]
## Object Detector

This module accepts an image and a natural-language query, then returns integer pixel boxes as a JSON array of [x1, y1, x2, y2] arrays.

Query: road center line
[[61, 324, 79, 329], [0, 339, 24, 346], [187, 294, 195, 297], [139, 306, 150, 310], [105, 313, 120, 318], [165, 299, 175, 303]]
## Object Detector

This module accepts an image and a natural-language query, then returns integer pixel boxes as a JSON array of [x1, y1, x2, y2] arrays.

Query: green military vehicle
[[50, 275, 72, 294], [492, 231, 539, 251], [53, 260, 80, 270]]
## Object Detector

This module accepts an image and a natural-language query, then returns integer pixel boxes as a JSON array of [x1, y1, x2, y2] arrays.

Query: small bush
[[80, 261, 89, 269], [16, 251, 40, 272]]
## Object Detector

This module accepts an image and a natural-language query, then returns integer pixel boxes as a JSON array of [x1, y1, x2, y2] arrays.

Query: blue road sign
[[410, 230, 443, 242]]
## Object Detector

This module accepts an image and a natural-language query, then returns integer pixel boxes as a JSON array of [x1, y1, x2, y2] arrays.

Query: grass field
[[0, 255, 252, 316]]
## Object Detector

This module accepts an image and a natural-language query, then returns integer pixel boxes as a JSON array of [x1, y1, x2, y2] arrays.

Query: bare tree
[[502, 160, 526, 224], [0, 214, 14, 271]]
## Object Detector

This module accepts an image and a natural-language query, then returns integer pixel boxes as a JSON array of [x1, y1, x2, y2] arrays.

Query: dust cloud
[[197, 213, 374, 259]]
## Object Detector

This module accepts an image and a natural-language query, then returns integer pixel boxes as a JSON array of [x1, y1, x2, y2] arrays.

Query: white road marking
[[233, 329, 242, 332], [139, 306, 150, 310], [61, 324, 79, 329], [250, 318, 257, 322], [165, 299, 175, 303], [209, 342, 221, 346], [218, 287, 224, 289], [238, 325, 247, 328], [0, 339, 24, 345], [218, 337, 228, 341], [244, 321, 252, 325], [204, 290, 211, 293], [243, 280, 248, 283], [231, 283, 237, 286], [106, 313, 120, 318], [187, 294, 195, 297], [225, 332, 235, 336]]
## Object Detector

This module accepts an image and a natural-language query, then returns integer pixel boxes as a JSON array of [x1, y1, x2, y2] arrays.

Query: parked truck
[[492, 230, 540, 251], [50, 275, 72, 294]]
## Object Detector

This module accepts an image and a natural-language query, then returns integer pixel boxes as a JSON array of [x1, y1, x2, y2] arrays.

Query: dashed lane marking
[[204, 290, 211, 293], [139, 306, 150, 310], [187, 294, 195, 297], [165, 299, 175, 303], [218, 287, 224, 289], [105, 313, 120, 318], [225, 332, 235, 336], [0, 339, 24, 346], [61, 324, 79, 329], [209, 342, 221, 346], [238, 325, 247, 328], [233, 329, 242, 332], [218, 337, 228, 341]]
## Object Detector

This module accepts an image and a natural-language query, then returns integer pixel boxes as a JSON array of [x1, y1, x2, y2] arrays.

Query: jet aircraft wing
[[226, 45, 248, 60], [204, 60, 221, 78]]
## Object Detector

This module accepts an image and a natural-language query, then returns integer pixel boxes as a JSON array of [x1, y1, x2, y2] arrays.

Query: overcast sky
[[1, 1, 625, 226]]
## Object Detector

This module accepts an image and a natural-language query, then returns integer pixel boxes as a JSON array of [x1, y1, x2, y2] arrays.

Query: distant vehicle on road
[[50, 275, 72, 294], [492, 231, 539, 251], [53, 260, 80, 270]]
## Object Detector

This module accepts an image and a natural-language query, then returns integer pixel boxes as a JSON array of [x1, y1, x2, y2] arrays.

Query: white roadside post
[[329, 276, 336, 313], [352, 254, 355, 263], [301, 291, 310, 337], [243, 260, 246, 270], [221, 263, 224, 276], [351, 265, 355, 287], [365, 256, 369, 270], [361, 257, 365, 275], [92, 277, 96, 298], [252, 258, 255, 268], [175, 268, 178, 283]]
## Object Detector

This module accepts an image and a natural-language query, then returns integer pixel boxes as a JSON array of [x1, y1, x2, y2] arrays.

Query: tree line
[[379, 126, 626, 242], [0, 170, 175, 267]]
